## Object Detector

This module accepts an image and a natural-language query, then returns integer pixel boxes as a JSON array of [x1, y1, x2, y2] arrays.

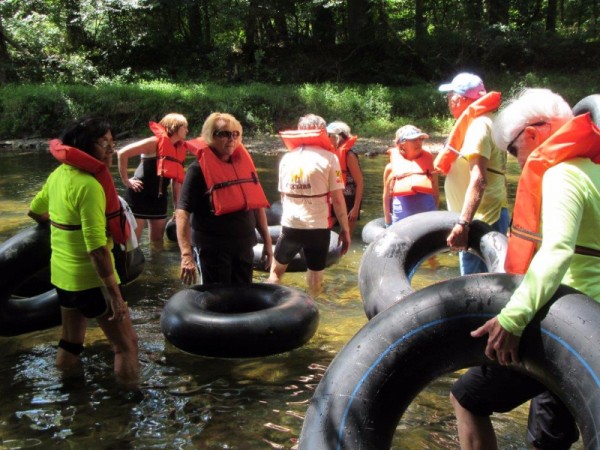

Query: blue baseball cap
[[439, 73, 486, 99]]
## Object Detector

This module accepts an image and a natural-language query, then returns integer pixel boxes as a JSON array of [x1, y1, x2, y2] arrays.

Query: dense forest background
[[1, 0, 599, 85]]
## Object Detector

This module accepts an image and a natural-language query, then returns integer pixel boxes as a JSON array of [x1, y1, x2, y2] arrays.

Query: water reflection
[[0, 148, 581, 449]]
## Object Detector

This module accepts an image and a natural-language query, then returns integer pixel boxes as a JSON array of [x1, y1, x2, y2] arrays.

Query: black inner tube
[[300, 273, 600, 449]]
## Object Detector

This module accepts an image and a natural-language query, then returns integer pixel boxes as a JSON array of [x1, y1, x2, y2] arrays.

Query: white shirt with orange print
[[278, 145, 344, 229]]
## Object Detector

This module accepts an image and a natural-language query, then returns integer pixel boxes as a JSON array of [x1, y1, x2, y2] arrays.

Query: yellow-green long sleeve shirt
[[498, 158, 600, 335]]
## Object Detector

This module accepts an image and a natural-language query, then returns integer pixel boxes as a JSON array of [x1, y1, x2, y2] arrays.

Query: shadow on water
[[0, 149, 582, 449]]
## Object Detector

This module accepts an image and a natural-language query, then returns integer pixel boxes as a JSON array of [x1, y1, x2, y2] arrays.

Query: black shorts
[[194, 245, 254, 285], [451, 364, 579, 449], [274, 227, 330, 271], [56, 286, 112, 319], [124, 158, 170, 220]]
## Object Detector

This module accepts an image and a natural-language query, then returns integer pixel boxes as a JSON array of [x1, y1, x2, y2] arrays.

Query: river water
[[0, 146, 582, 449]]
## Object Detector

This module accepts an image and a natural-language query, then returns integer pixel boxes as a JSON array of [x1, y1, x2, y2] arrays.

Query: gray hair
[[492, 88, 573, 151], [327, 121, 351, 139], [298, 114, 326, 130]]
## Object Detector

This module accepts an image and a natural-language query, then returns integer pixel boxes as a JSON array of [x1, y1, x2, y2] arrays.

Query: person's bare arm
[[28, 210, 49, 223], [117, 137, 157, 191], [254, 208, 273, 270], [447, 155, 487, 250], [88, 246, 127, 322], [331, 189, 351, 255], [382, 164, 393, 226], [346, 152, 363, 223], [176, 208, 197, 285]]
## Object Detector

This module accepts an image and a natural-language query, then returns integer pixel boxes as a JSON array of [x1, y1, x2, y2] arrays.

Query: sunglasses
[[96, 139, 116, 152], [506, 121, 547, 157], [213, 130, 240, 139]]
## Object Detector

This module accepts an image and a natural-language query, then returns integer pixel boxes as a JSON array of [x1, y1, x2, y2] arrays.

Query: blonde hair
[[159, 113, 188, 137], [201, 112, 243, 147]]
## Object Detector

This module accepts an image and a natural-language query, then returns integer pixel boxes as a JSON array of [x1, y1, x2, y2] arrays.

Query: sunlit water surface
[[0, 145, 582, 449]]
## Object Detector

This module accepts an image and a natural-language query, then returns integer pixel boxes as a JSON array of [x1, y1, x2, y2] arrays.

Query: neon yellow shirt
[[30, 164, 118, 291], [499, 158, 600, 335], [444, 114, 508, 224]]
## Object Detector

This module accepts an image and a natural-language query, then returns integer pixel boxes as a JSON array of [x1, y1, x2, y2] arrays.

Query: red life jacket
[[149, 122, 187, 183], [388, 147, 434, 196], [185, 137, 270, 216], [279, 129, 334, 152], [506, 113, 600, 274], [336, 135, 358, 184], [49, 139, 131, 245], [434, 91, 502, 175]]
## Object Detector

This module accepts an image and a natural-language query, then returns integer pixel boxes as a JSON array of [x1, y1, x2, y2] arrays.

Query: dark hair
[[60, 116, 112, 156]]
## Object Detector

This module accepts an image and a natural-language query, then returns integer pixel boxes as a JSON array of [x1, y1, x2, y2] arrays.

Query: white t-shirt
[[278, 146, 344, 229]]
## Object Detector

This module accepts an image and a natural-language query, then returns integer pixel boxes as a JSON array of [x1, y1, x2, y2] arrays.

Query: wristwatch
[[456, 219, 470, 228]]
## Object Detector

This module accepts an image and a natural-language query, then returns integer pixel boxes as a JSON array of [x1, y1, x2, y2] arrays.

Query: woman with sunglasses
[[175, 112, 272, 286], [28, 116, 139, 388], [117, 113, 189, 246]]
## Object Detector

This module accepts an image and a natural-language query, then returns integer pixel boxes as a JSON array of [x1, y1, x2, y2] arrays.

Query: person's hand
[[348, 207, 359, 224], [261, 245, 273, 271], [338, 229, 351, 255], [180, 254, 198, 285], [471, 316, 521, 365], [108, 294, 128, 322], [447, 223, 469, 250], [127, 177, 144, 192]]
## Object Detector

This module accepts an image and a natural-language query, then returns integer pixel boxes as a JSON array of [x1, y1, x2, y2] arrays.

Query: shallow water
[[0, 148, 582, 449]]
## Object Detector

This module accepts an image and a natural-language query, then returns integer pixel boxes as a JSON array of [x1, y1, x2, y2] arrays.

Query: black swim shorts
[[452, 364, 578, 449], [56, 286, 113, 319], [274, 227, 330, 271]]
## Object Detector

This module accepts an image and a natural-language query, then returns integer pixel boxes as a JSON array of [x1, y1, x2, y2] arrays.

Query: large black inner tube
[[573, 94, 600, 126], [0, 223, 60, 335], [359, 210, 507, 319], [360, 217, 386, 244], [160, 283, 319, 358], [0, 223, 145, 336], [299, 273, 600, 449]]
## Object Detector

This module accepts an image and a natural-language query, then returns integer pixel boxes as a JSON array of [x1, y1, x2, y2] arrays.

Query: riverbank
[[0, 135, 445, 156]]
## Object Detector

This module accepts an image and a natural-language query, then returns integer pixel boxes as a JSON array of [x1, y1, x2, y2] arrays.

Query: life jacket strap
[[512, 225, 600, 257], [50, 220, 82, 231], [205, 173, 259, 196], [284, 192, 328, 199]]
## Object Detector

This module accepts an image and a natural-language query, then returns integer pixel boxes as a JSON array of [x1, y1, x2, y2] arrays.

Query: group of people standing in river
[[27, 71, 600, 449]]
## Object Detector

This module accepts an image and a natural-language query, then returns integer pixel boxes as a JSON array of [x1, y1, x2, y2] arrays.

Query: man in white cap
[[436, 72, 509, 275]]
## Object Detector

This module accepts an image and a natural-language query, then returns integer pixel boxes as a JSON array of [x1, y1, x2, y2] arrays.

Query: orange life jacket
[[279, 129, 334, 152], [388, 147, 435, 196], [434, 91, 502, 175], [149, 122, 187, 183], [49, 139, 131, 245], [336, 135, 358, 184], [186, 137, 270, 216], [505, 113, 600, 274]]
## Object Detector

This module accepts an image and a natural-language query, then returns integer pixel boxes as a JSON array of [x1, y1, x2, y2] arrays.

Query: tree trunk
[[486, 0, 509, 25], [244, 0, 259, 59], [63, 0, 88, 50], [546, 0, 558, 32], [187, 1, 204, 49], [313, 4, 335, 46], [0, 15, 15, 84], [347, 0, 374, 44], [464, 0, 483, 42], [415, 0, 427, 42]]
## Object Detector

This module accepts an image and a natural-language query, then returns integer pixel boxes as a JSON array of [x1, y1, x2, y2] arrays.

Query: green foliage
[[1, 71, 599, 140]]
